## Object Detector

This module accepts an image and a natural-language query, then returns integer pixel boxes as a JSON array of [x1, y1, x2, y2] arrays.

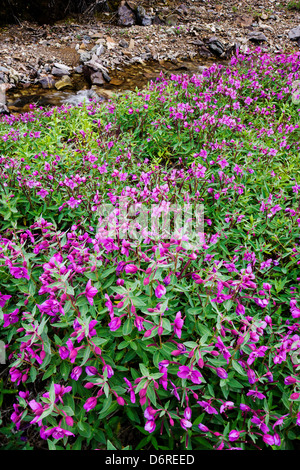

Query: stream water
[[6, 57, 218, 113]]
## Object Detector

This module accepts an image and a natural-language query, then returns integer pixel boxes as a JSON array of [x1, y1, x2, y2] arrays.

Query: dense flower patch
[[0, 47, 300, 450]]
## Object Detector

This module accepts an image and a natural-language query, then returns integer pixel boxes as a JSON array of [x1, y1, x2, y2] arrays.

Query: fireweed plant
[[0, 48, 300, 450]]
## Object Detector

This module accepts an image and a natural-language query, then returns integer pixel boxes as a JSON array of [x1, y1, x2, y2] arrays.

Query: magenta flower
[[43, 384, 72, 404], [103, 364, 114, 378], [124, 377, 136, 404], [144, 420, 156, 433], [85, 366, 98, 376], [0, 292, 11, 308], [197, 400, 218, 415], [247, 390, 266, 400], [43, 426, 75, 440], [155, 283, 166, 298], [11, 404, 23, 430], [180, 418, 192, 430], [9, 266, 30, 280], [28, 399, 46, 425], [108, 316, 122, 331], [58, 346, 69, 360], [84, 280, 98, 306], [177, 365, 202, 384], [216, 367, 228, 380], [198, 423, 210, 432], [262, 434, 275, 446], [228, 430, 240, 442], [173, 311, 184, 339], [3, 308, 19, 328], [70, 366, 82, 381], [124, 264, 138, 274], [83, 396, 97, 412]]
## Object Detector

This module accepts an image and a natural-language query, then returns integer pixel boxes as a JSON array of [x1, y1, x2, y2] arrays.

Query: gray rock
[[118, 5, 136, 27], [96, 44, 105, 56], [119, 39, 129, 48], [248, 31, 267, 42], [79, 51, 92, 63], [39, 76, 56, 89], [51, 66, 71, 77], [289, 25, 300, 41], [90, 71, 105, 85], [136, 5, 152, 26], [0, 66, 10, 73], [0, 84, 9, 114], [74, 65, 83, 74], [102, 70, 111, 82]]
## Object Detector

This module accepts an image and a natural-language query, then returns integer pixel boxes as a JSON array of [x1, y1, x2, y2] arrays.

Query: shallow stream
[[6, 57, 217, 113]]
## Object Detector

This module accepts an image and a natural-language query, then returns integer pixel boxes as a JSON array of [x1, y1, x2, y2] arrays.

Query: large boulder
[[118, 4, 136, 26]]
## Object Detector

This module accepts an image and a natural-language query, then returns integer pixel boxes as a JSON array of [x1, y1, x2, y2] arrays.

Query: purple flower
[[103, 364, 114, 378], [247, 390, 266, 400], [84, 280, 98, 306], [83, 396, 97, 412], [197, 400, 218, 415], [108, 316, 122, 331], [155, 283, 166, 298], [0, 292, 11, 308], [11, 404, 23, 430], [70, 366, 82, 381], [9, 266, 30, 280], [216, 367, 228, 379], [28, 399, 45, 425], [180, 418, 192, 430], [124, 377, 136, 404], [3, 308, 19, 328], [58, 346, 69, 360], [173, 311, 184, 339], [262, 434, 275, 446], [177, 365, 202, 384], [124, 264, 138, 274], [228, 430, 240, 442], [43, 427, 75, 440], [43, 384, 72, 404], [144, 420, 156, 433], [85, 366, 98, 376], [247, 369, 256, 384], [198, 423, 210, 432]]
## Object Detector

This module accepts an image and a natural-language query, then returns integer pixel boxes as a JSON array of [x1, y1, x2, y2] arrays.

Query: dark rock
[[118, 5, 136, 26], [152, 15, 164, 25], [102, 70, 111, 82], [198, 45, 213, 58], [119, 39, 129, 48], [136, 5, 152, 26], [207, 37, 225, 56], [39, 76, 56, 89]]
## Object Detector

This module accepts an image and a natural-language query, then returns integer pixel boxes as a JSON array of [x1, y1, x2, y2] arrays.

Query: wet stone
[[39, 76, 56, 89], [90, 71, 105, 85]]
